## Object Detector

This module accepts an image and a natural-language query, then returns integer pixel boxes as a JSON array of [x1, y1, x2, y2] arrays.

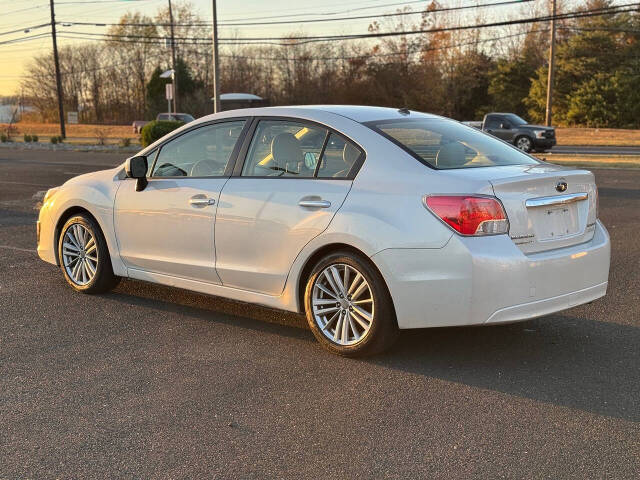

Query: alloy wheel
[[311, 263, 375, 346], [62, 223, 98, 286], [516, 137, 532, 152]]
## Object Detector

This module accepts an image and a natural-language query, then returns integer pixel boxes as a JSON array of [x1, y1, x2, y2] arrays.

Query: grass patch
[[534, 154, 640, 169], [556, 127, 640, 146]]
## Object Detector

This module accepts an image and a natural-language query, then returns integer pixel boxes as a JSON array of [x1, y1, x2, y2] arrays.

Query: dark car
[[464, 113, 556, 153], [157, 113, 195, 123]]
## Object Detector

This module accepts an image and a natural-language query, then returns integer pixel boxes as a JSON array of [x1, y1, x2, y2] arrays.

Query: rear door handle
[[189, 195, 215, 207], [298, 199, 331, 208]]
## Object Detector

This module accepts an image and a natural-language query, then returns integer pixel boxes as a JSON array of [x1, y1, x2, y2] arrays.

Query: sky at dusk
[[0, 0, 574, 95]]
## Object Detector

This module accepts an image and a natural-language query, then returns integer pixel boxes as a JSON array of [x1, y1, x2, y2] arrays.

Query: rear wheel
[[304, 251, 398, 357], [57, 214, 120, 294]]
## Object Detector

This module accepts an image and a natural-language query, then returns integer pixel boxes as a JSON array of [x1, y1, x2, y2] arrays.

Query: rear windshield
[[366, 118, 540, 169]]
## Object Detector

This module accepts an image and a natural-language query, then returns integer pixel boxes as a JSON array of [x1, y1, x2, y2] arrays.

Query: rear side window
[[366, 118, 540, 169], [240, 120, 363, 178], [316, 133, 362, 178], [242, 120, 326, 177]]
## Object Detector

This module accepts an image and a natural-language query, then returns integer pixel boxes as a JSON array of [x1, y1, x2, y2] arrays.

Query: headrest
[[271, 133, 302, 166], [343, 142, 360, 166]]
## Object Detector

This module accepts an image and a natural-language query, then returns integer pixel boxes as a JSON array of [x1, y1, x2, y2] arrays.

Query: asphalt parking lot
[[1, 149, 638, 479]]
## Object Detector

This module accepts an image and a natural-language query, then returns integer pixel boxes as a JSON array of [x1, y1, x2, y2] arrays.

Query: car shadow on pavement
[[107, 279, 313, 342], [373, 317, 640, 423], [108, 280, 639, 423]]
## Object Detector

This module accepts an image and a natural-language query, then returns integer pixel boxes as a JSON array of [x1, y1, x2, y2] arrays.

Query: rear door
[[214, 118, 363, 295]]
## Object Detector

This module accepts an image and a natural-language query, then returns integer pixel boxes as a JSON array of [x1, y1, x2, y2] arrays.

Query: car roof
[[195, 105, 438, 125]]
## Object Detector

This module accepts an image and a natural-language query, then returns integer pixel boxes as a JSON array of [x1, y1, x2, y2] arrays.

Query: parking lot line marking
[[0, 245, 36, 253], [0, 180, 54, 187]]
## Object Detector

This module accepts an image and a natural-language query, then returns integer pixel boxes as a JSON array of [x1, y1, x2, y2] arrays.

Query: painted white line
[[0, 245, 36, 253], [0, 181, 53, 187]]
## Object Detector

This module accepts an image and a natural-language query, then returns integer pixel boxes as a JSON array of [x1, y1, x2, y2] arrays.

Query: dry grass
[[556, 128, 640, 146], [1, 122, 137, 139], [534, 154, 640, 169], [4, 122, 640, 147]]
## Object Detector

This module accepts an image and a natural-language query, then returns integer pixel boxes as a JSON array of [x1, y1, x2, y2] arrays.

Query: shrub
[[32, 134, 38, 142], [0, 134, 7, 143], [24, 134, 32, 142], [57, 135, 64, 143], [119, 137, 131, 147], [50, 136, 58, 144], [140, 120, 183, 147]]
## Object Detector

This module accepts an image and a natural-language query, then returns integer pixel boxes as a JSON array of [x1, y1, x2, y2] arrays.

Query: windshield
[[366, 118, 540, 169], [503, 113, 527, 126]]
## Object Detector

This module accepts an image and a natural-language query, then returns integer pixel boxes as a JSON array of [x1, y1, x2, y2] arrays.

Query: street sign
[[165, 83, 173, 100], [67, 111, 78, 124]]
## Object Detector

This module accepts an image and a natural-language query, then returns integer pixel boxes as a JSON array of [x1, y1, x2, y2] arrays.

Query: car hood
[[520, 124, 555, 131], [62, 166, 124, 188]]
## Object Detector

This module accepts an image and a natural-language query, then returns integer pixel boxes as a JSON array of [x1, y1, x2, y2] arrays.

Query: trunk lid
[[445, 163, 597, 253]]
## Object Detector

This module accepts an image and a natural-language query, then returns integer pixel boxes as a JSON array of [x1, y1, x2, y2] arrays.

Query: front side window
[[152, 120, 245, 177], [485, 117, 502, 129], [241, 120, 328, 177], [367, 118, 540, 169]]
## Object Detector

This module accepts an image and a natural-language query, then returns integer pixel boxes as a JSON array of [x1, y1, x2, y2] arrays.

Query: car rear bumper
[[371, 220, 610, 329]]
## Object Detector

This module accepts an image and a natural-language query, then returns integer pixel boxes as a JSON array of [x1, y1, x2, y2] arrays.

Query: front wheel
[[57, 214, 120, 294], [515, 136, 533, 152], [304, 251, 398, 357]]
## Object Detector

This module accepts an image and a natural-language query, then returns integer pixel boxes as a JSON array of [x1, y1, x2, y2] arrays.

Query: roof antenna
[[398, 107, 410, 115]]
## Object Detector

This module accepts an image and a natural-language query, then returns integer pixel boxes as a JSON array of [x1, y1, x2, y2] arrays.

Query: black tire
[[57, 214, 120, 294], [304, 251, 398, 357], [514, 135, 533, 153]]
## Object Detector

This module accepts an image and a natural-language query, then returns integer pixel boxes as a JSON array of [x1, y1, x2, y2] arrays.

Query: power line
[[0, 32, 52, 47], [0, 23, 51, 38], [59, 0, 534, 28], [220, 0, 433, 22], [54, 3, 640, 46]]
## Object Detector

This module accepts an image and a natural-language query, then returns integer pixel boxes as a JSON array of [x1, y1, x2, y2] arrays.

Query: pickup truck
[[132, 113, 195, 133], [463, 113, 556, 153]]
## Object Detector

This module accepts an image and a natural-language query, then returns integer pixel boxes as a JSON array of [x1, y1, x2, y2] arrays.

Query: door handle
[[298, 199, 331, 208], [189, 196, 215, 207]]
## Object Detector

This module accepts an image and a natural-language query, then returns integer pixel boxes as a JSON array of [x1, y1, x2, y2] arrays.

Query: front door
[[114, 119, 247, 283], [214, 119, 363, 295]]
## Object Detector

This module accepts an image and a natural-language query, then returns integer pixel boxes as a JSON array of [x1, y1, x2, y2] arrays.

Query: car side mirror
[[124, 155, 148, 191], [500, 123, 510, 130]]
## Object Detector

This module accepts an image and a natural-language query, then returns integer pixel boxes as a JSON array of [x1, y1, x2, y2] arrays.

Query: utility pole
[[545, 0, 557, 127], [212, 0, 220, 113], [168, 0, 178, 114], [49, 0, 65, 138]]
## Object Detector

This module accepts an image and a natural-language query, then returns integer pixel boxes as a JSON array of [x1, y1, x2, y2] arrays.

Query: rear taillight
[[424, 195, 509, 236]]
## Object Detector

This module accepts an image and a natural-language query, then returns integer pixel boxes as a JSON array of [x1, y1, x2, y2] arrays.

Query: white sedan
[[37, 106, 610, 356]]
